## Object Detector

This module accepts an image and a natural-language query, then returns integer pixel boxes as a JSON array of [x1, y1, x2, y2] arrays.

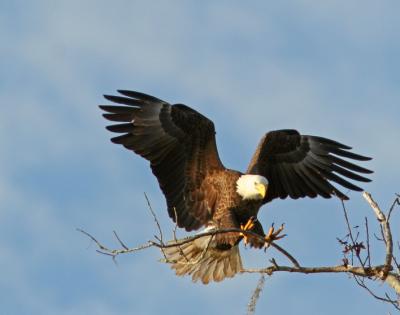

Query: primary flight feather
[[100, 90, 372, 284]]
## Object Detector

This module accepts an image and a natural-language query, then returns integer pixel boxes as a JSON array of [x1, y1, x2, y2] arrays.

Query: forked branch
[[79, 191, 400, 312]]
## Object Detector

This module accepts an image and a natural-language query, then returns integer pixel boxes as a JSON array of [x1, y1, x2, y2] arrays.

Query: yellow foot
[[240, 217, 256, 246], [264, 223, 286, 248]]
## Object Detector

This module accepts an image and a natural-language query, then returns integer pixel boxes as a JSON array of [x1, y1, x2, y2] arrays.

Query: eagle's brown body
[[100, 90, 372, 284], [202, 169, 264, 247]]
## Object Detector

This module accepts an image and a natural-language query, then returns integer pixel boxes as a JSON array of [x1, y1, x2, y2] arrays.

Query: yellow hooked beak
[[255, 183, 267, 199]]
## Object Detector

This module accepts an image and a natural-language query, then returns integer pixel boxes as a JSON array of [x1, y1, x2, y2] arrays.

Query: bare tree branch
[[79, 191, 400, 312], [363, 192, 393, 280], [242, 264, 391, 277], [77, 226, 298, 266]]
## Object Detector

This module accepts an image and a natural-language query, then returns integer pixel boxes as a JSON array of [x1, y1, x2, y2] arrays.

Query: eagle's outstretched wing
[[246, 129, 372, 202], [100, 90, 224, 231]]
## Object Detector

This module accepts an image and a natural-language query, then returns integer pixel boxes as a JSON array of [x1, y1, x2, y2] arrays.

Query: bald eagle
[[100, 90, 372, 284]]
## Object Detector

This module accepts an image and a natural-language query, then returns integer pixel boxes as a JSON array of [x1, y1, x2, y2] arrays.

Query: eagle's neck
[[236, 174, 268, 200]]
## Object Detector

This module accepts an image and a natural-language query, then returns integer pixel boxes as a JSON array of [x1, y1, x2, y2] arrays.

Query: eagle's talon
[[264, 223, 286, 248], [240, 217, 256, 246]]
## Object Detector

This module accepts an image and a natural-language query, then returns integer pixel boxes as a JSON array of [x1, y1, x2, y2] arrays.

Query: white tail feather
[[162, 235, 242, 284]]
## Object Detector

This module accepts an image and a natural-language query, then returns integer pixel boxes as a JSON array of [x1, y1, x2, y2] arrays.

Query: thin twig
[[270, 243, 300, 268], [341, 199, 365, 268], [113, 230, 129, 250], [392, 255, 400, 274], [144, 192, 164, 245], [171, 206, 189, 262], [353, 275, 400, 310], [365, 217, 371, 268], [387, 194, 400, 222], [78, 228, 112, 252], [188, 234, 215, 265], [144, 192, 168, 261], [77, 228, 154, 255], [394, 241, 400, 273]]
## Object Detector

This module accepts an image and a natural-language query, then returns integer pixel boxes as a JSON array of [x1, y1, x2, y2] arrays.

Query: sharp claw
[[240, 217, 257, 247], [244, 217, 255, 230], [264, 223, 286, 248], [274, 234, 287, 241], [241, 219, 286, 249], [266, 226, 274, 238], [242, 217, 255, 232]]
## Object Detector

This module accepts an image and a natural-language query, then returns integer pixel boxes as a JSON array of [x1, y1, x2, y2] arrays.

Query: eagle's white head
[[236, 174, 269, 200]]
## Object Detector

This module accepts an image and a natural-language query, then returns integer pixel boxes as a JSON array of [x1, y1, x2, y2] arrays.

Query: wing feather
[[102, 113, 135, 122], [247, 130, 372, 202], [100, 90, 224, 231]]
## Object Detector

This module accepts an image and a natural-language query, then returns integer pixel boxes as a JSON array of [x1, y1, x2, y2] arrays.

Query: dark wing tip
[[117, 89, 138, 96], [311, 136, 352, 150], [359, 166, 374, 174], [348, 153, 372, 161], [110, 133, 131, 144], [105, 123, 134, 133], [105, 125, 114, 132], [361, 156, 373, 161], [103, 94, 129, 103], [103, 94, 115, 102], [117, 90, 163, 102], [103, 94, 145, 106]]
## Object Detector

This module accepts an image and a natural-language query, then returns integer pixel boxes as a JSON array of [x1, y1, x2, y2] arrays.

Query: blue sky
[[1, 1, 400, 314]]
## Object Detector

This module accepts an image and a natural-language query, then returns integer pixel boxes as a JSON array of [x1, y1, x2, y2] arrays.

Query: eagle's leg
[[264, 223, 286, 248]]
